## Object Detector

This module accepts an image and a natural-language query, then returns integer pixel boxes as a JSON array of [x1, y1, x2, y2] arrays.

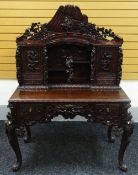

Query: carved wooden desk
[[5, 5, 134, 172]]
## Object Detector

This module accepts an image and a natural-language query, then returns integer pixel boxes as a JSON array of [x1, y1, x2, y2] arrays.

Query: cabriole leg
[[107, 125, 115, 143], [5, 120, 22, 172], [118, 117, 134, 172], [24, 125, 31, 143]]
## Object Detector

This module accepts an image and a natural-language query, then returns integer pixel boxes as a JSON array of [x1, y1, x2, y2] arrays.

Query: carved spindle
[[117, 47, 123, 85], [43, 46, 48, 85], [90, 47, 96, 84], [66, 56, 73, 83]]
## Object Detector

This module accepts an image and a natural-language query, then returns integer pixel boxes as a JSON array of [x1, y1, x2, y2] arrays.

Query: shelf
[[73, 60, 90, 64], [48, 68, 66, 72]]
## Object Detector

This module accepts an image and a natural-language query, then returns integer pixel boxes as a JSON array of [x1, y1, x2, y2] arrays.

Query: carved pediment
[[17, 5, 123, 45]]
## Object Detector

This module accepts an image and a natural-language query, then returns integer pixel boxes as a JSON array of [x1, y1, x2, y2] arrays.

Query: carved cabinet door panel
[[21, 46, 44, 85], [95, 46, 121, 86]]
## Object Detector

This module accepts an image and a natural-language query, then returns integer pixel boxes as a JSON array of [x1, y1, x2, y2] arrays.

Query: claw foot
[[108, 136, 115, 143], [24, 136, 31, 143]]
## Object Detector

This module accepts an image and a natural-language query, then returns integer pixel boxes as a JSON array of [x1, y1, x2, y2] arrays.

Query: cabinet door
[[21, 46, 44, 85], [95, 46, 120, 86]]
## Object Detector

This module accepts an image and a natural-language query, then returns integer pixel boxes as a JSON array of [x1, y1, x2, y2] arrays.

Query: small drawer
[[20, 103, 44, 117], [95, 103, 120, 116], [108, 104, 120, 115]]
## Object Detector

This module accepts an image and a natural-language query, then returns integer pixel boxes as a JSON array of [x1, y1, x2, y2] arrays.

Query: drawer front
[[95, 103, 120, 116], [19, 103, 44, 120], [94, 103, 121, 124], [17, 102, 121, 124], [45, 103, 94, 119], [18, 103, 94, 121]]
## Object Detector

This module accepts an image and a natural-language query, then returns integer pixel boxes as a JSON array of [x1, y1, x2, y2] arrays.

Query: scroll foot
[[12, 162, 22, 172], [24, 125, 31, 143], [119, 162, 127, 172], [107, 125, 115, 143]]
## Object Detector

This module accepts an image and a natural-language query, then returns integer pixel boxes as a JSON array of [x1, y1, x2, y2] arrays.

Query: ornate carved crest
[[16, 5, 123, 44]]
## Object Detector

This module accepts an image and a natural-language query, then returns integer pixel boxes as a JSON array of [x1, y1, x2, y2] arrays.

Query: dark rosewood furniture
[[5, 5, 134, 172]]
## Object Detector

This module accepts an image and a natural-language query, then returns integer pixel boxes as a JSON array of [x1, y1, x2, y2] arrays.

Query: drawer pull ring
[[107, 108, 110, 113], [29, 107, 32, 113]]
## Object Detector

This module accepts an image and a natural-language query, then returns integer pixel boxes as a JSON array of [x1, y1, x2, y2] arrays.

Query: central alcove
[[47, 44, 92, 85]]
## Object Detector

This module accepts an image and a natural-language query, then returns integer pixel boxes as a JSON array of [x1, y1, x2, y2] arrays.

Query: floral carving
[[66, 56, 74, 83], [61, 16, 119, 41], [43, 46, 48, 85], [16, 5, 122, 43], [44, 103, 94, 120], [26, 50, 39, 71], [90, 47, 96, 83], [101, 52, 113, 71]]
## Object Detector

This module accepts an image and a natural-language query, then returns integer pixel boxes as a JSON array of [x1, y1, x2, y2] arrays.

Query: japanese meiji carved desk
[[5, 5, 134, 172]]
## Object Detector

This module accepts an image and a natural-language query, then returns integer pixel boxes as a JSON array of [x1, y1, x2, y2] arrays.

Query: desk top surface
[[9, 88, 130, 103]]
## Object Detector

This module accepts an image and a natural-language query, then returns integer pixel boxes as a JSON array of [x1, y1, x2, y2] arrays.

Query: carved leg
[[5, 120, 22, 172], [107, 125, 115, 143], [118, 120, 134, 172], [24, 125, 31, 143]]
